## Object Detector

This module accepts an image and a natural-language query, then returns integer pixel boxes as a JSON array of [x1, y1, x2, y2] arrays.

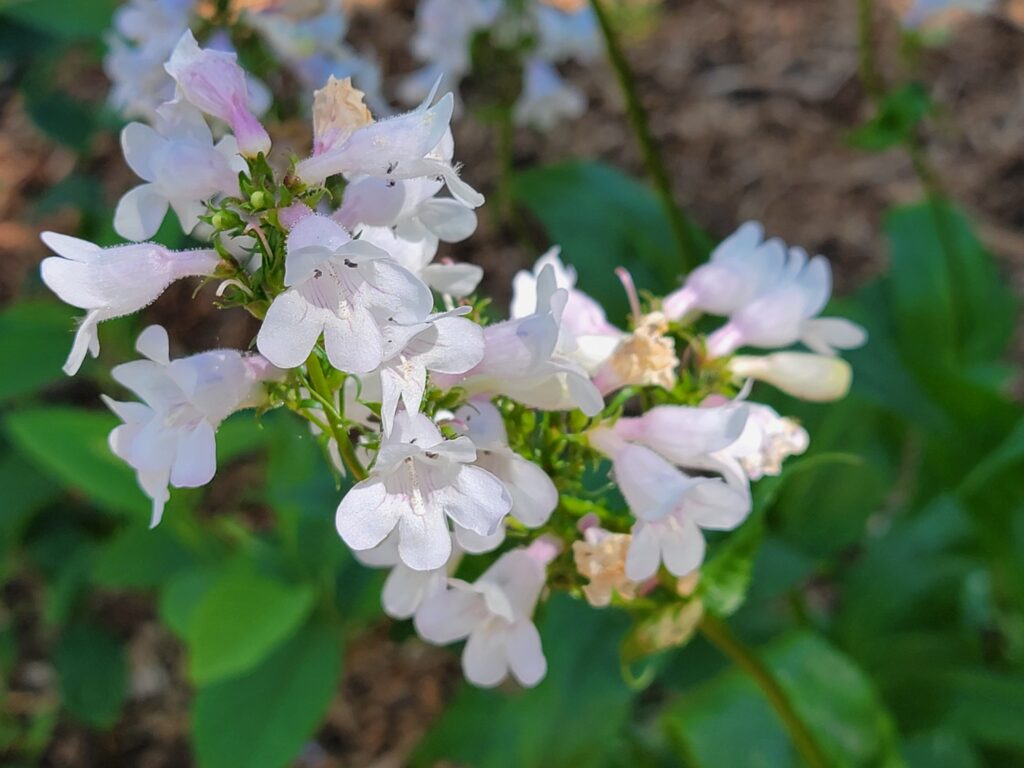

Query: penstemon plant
[[40, 31, 868, 692]]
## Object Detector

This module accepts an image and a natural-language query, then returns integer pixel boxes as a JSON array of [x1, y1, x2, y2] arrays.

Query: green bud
[[249, 190, 270, 210], [211, 211, 235, 230]]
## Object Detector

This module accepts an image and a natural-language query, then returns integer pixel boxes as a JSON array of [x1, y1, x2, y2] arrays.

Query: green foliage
[[5, 406, 148, 517], [182, 563, 316, 685], [663, 632, 902, 768], [192, 618, 341, 768], [848, 84, 933, 151], [0, 301, 75, 402], [54, 620, 127, 728], [511, 160, 711, 322]]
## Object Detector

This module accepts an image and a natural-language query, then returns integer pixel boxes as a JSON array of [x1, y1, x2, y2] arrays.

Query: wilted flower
[[335, 410, 511, 571], [39, 232, 220, 375], [573, 525, 639, 607], [103, 325, 277, 527]]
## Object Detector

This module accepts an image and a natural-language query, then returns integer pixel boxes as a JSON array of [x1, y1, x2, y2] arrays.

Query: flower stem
[[699, 614, 829, 768], [305, 351, 367, 482], [588, 0, 700, 272]]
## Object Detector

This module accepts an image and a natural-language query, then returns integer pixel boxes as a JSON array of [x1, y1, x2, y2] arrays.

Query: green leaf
[[0, 301, 76, 402], [848, 84, 932, 151], [511, 161, 710, 323], [4, 406, 147, 517], [942, 670, 1024, 751], [413, 594, 634, 768], [901, 730, 981, 768], [699, 510, 765, 617], [192, 618, 340, 768], [0, 449, 60, 556], [185, 565, 316, 685], [0, 0, 119, 39], [91, 525, 196, 589], [663, 631, 902, 768], [54, 621, 127, 728]]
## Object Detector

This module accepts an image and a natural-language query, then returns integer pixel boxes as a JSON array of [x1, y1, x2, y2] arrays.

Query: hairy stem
[[699, 614, 829, 768], [589, 0, 700, 271], [305, 352, 367, 482]]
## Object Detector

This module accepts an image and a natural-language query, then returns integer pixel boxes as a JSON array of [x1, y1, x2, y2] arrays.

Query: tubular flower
[[103, 325, 278, 527], [39, 232, 220, 375]]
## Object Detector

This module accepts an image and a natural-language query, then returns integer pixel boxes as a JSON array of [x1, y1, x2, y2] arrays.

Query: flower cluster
[[400, 0, 600, 130], [105, 0, 383, 123], [42, 34, 865, 689]]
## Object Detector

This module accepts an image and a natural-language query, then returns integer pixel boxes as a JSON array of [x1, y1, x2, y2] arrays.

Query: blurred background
[[1, 0, 1023, 766]]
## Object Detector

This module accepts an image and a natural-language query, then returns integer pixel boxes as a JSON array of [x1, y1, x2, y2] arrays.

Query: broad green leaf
[[0, 301, 75, 402], [663, 631, 902, 768], [413, 594, 634, 768], [0, 0, 119, 39], [511, 161, 710, 323], [942, 670, 1024, 751], [901, 730, 981, 768], [4, 406, 147, 517], [185, 565, 316, 685], [54, 621, 127, 728], [160, 566, 220, 638], [91, 525, 196, 589], [0, 449, 60, 555], [192, 618, 340, 768], [699, 509, 765, 617]]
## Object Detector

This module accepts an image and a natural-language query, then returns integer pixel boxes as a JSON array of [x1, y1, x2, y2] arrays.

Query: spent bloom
[[104, 326, 277, 527], [39, 232, 220, 375]]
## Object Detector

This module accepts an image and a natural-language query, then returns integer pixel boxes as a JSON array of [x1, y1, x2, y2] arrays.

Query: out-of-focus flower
[[514, 58, 586, 131], [255, 215, 432, 372], [165, 31, 272, 156], [103, 325, 277, 527], [335, 411, 511, 571], [115, 100, 244, 241], [39, 232, 220, 375], [415, 539, 556, 688]]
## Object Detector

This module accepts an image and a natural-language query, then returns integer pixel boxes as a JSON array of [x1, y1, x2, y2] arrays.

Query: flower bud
[[729, 352, 853, 402]]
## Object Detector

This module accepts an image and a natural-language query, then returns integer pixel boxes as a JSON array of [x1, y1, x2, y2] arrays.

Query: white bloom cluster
[[104, 0, 382, 123], [43, 30, 866, 690], [400, 0, 599, 130]]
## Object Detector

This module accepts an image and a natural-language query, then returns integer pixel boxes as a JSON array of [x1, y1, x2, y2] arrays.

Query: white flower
[[903, 0, 993, 27], [533, 4, 601, 63], [376, 308, 485, 434], [436, 264, 604, 415], [357, 225, 483, 298], [354, 531, 458, 619], [729, 352, 854, 402], [103, 0, 192, 121], [335, 410, 511, 571], [165, 31, 271, 157], [662, 222, 784, 320], [103, 325, 277, 527], [513, 58, 586, 131], [39, 232, 220, 375], [255, 215, 433, 372], [415, 540, 556, 688], [295, 86, 483, 209], [454, 398, 558, 529], [593, 434, 750, 580], [115, 100, 245, 241]]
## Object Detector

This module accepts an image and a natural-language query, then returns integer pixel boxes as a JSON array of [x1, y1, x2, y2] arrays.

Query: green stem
[[699, 614, 829, 768], [589, 0, 699, 271], [305, 352, 367, 481]]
